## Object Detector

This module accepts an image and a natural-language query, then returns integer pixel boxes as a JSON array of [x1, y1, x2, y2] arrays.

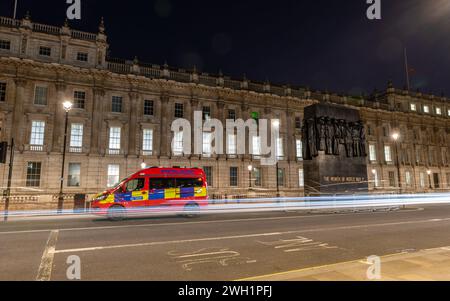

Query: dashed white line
[[36, 230, 59, 281]]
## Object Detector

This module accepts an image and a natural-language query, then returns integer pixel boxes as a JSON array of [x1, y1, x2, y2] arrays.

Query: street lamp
[[58, 101, 73, 213], [427, 169, 432, 190], [392, 132, 402, 194], [141, 162, 147, 169], [272, 120, 280, 198], [248, 165, 253, 188]]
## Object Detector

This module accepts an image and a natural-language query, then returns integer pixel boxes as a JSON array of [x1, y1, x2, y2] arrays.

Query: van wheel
[[184, 203, 200, 218], [107, 205, 126, 221]]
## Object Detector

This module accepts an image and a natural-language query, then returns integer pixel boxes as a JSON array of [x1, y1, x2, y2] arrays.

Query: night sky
[[1, 0, 449, 96]]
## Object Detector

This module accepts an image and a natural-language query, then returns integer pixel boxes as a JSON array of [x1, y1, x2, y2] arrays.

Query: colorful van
[[90, 167, 208, 220]]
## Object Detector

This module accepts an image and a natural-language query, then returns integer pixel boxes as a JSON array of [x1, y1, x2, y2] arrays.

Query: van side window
[[149, 178, 176, 190], [125, 178, 145, 192], [176, 178, 204, 188]]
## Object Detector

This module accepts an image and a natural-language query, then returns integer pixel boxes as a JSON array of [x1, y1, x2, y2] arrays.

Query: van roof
[[133, 167, 205, 177]]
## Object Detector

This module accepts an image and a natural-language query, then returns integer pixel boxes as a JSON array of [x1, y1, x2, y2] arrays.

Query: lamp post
[[392, 132, 401, 194], [272, 120, 280, 198], [248, 165, 253, 188], [58, 101, 73, 214], [427, 169, 432, 190]]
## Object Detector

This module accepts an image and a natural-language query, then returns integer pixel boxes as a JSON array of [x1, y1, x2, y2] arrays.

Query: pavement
[[2, 204, 450, 280], [238, 246, 450, 281]]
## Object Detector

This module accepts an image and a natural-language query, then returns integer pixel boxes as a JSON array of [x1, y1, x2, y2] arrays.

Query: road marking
[[36, 230, 59, 281], [53, 231, 295, 254], [52, 217, 450, 254], [168, 248, 256, 271], [236, 245, 450, 281], [0, 207, 425, 236]]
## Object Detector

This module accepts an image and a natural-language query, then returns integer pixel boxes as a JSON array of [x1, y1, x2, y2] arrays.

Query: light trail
[[1, 193, 450, 221]]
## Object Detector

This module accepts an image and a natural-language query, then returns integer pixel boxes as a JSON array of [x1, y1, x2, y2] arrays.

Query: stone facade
[[0, 15, 449, 204]]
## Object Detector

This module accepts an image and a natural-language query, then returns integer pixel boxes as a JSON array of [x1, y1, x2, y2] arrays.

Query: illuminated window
[[369, 144, 377, 162], [299, 169, 305, 188], [227, 134, 237, 155], [109, 127, 121, 151], [373, 170, 380, 188], [34, 86, 48, 105], [384, 145, 392, 163], [410, 103, 416, 111], [419, 172, 426, 188], [173, 131, 183, 156], [405, 171, 412, 186], [107, 164, 120, 188], [70, 123, 84, 149], [296, 139, 303, 159], [252, 136, 261, 156], [436, 107, 442, 115], [423, 105, 430, 113], [142, 129, 153, 155], [30, 121, 45, 146], [202, 132, 212, 157], [276, 138, 284, 158]]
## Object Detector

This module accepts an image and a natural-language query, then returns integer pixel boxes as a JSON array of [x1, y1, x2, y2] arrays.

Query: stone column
[[241, 103, 250, 160], [91, 87, 105, 154], [286, 110, 295, 162], [159, 92, 170, 158], [51, 82, 67, 153], [216, 100, 226, 158], [12, 78, 27, 147], [128, 92, 139, 156]]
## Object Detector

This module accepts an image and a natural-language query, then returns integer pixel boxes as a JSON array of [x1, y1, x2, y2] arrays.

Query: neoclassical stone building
[[0, 15, 449, 204]]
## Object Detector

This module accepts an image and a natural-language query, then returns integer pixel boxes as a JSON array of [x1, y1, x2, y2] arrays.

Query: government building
[[0, 15, 449, 207]]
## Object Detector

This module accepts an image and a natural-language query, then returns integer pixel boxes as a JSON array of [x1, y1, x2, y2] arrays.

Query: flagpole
[[404, 48, 410, 91], [13, 0, 18, 19]]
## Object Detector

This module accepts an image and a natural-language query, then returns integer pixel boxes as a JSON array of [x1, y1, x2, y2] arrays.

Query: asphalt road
[[2, 205, 450, 280]]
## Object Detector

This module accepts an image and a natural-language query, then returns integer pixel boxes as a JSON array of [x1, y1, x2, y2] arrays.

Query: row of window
[[27, 120, 450, 165], [25, 162, 306, 189], [29, 119, 306, 158], [368, 143, 449, 165], [0, 38, 91, 62], [371, 169, 449, 190], [29, 121, 154, 154], [409, 103, 450, 117]]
